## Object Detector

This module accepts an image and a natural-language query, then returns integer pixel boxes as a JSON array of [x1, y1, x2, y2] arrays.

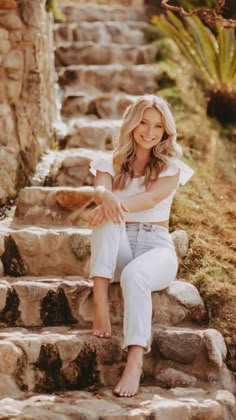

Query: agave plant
[[151, 11, 236, 124], [176, 0, 218, 11], [46, 0, 65, 21]]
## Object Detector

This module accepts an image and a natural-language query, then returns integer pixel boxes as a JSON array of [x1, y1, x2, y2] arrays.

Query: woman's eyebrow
[[142, 118, 163, 124]]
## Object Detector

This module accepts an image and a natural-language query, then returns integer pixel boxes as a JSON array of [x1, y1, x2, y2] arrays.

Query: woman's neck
[[132, 149, 151, 177], [135, 147, 150, 163]]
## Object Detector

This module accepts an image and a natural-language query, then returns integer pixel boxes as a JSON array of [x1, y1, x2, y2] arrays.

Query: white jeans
[[90, 221, 178, 352]]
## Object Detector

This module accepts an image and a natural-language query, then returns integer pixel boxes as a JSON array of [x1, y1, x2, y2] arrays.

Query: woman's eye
[[140, 121, 146, 124]]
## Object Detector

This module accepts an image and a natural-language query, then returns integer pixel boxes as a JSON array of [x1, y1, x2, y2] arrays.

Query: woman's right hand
[[101, 190, 127, 224], [87, 205, 107, 227]]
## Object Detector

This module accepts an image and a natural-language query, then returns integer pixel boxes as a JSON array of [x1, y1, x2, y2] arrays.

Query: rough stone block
[[0, 13, 23, 29], [58, 64, 163, 96], [3, 49, 23, 69], [0, 0, 16, 9], [154, 329, 202, 364], [204, 329, 227, 368], [0, 28, 9, 39], [0, 39, 11, 54], [1, 227, 91, 277]]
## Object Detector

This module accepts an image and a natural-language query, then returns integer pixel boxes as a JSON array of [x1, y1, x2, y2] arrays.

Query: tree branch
[[161, 0, 236, 28]]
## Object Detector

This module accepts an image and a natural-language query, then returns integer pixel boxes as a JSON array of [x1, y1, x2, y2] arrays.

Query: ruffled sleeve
[[90, 154, 115, 177], [159, 157, 194, 185]]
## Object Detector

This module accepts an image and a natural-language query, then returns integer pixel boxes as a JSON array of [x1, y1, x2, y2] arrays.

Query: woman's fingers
[[121, 201, 129, 212], [104, 205, 124, 224], [88, 206, 105, 226]]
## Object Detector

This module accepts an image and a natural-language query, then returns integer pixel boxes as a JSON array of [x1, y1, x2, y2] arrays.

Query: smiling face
[[132, 107, 165, 153]]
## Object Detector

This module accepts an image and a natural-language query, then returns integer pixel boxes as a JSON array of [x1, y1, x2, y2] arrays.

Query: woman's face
[[132, 107, 165, 151]]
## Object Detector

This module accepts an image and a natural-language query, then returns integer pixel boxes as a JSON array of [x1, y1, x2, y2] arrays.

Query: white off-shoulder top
[[90, 153, 194, 222]]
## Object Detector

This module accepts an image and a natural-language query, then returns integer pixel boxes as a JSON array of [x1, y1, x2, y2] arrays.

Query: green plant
[[46, 0, 65, 21], [151, 11, 236, 124], [176, 0, 217, 11]]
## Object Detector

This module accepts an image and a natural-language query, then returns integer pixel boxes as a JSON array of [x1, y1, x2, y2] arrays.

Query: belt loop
[[139, 222, 143, 231]]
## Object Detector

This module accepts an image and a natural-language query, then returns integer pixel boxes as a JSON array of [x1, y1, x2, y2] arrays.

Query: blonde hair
[[113, 95, 182, 190]]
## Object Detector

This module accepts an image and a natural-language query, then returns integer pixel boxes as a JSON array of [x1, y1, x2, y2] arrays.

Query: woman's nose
[[145, 126, 154, 136]]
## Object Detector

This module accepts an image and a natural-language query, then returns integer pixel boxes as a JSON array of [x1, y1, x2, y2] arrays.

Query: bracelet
[[94, 186, 106, 204]]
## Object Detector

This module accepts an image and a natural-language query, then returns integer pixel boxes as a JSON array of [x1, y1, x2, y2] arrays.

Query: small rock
[[167, 280, 206, 322], [149, 399, 191, 420], [17, 0, 38, 27], [156, 367, 197, 388], [167, 280, 205, 308], [0, 282, 8, 310], [0, 260, 4, 276], [171, 229, 189, 258], [9, 30, 22, 42], [6, 80, 22, 102], [0, 234, 5, 255], [154, 329, 202, 364], [0, 39, 11, 54], [0, 28, 9, 39], [204, 329, 227, 368], [3, 49, 23, 69], [0, 0, 16, 9], [0, 341, 23, 374], [0, 13, 23, 30], [215, 389, 235, 409]]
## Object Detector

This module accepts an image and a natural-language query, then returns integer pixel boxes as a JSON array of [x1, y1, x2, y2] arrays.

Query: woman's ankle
[[92, 276, 110, 304], [127, 346, 144, 366]]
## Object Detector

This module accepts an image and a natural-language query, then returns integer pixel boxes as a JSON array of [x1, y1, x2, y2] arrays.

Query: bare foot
[[113, 346, 143, 397], [92, 300, 111, 338]]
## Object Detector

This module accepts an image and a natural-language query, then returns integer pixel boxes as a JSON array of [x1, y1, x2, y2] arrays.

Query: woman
[[88, 95, 194, 397]]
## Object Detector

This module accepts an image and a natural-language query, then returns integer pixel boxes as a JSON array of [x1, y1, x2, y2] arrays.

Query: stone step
[[13, 185, 190, 257], [2, 200, 190, 267], [60, 4, 147, 23], [61, 92, 139, 119], [0, 225, 91, 277], [31, 148, 109, 188], [0, 276, 206, 328], [64, 117, 121, 149], [0, 386, 235, 419], [55, 42, 157, 66], [14, 184, 96, 227], [0, 325, 234, 398], [58, 64, 165, 95], [54, 21, 147, 45]]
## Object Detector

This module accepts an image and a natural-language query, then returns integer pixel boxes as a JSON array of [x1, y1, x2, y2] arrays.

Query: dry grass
[[156, 50, 236, 368], [167, 97, 236, 369]]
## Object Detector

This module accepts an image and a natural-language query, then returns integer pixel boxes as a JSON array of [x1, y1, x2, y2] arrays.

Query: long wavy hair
[[113, 95, 182, 190]]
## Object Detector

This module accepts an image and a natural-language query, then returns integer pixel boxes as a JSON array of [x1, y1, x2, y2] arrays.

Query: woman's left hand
[[87, 205, 107, 227]]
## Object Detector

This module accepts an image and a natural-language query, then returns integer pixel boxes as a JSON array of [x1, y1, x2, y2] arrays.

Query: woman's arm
[[122, 171, 180, 212], [93, 171, 127, 224]]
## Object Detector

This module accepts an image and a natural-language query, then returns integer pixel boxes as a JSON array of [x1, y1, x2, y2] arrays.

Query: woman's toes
[[113, 387, 121, 396], [93, 331, 111, 339]]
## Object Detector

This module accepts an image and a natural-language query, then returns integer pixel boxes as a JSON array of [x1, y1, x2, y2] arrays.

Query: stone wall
[[0, 0, 56, 204]]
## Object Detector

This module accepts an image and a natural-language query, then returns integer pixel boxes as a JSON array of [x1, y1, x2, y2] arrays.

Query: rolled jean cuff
[[123, 335, 151, 354], [89, 268, 113, 280]]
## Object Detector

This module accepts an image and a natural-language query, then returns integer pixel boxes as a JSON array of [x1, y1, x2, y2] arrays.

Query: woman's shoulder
[[90, 152, 115, 177], [159, 156, 194, 185]]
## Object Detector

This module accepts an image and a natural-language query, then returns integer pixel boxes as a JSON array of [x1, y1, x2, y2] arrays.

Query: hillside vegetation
[[156, 48, 236, 370]]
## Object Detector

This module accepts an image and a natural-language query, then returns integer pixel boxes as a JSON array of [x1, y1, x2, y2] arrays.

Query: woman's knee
[[91, 221, 123, 244]]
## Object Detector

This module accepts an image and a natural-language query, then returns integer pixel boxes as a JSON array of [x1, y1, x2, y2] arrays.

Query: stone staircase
[[0, 1, 235, 418]]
